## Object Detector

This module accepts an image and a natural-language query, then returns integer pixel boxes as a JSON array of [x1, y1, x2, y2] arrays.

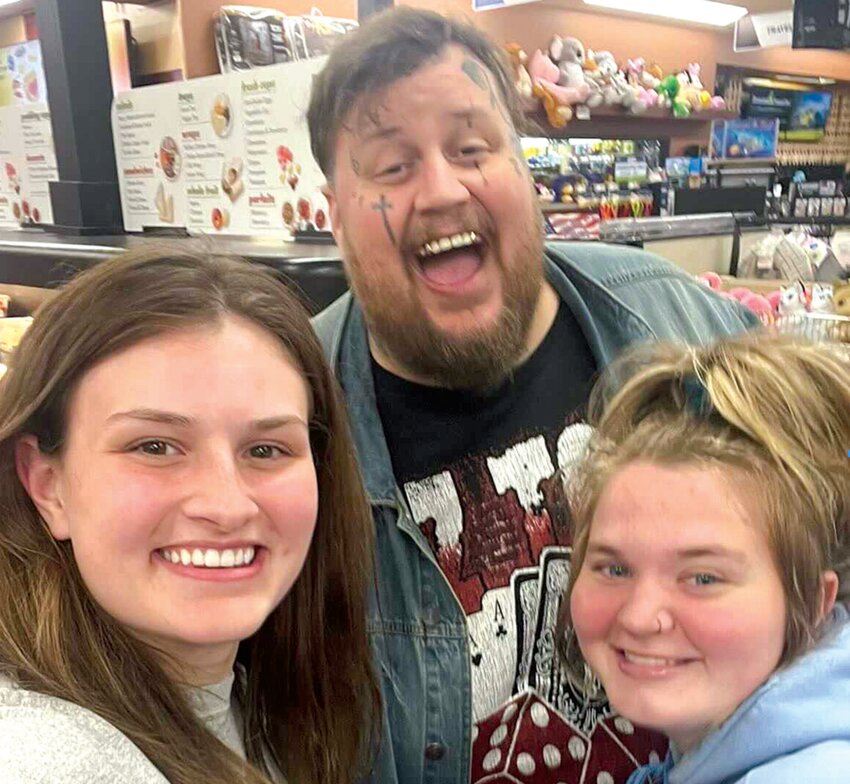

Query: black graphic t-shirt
[[373, 303, 668, 783]]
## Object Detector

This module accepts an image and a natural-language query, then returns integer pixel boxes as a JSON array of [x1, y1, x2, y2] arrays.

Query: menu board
[[0, 103, 58, 228], [0, 41, 57, 229], [0, 41, 48, 109], [112, 57, 329, 237]]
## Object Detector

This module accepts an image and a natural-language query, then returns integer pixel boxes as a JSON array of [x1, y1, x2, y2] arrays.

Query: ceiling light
[[582, 0, 748, 27]]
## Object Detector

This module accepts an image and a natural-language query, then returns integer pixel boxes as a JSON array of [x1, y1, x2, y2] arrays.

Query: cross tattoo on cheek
[[371, 194, 397, 246]]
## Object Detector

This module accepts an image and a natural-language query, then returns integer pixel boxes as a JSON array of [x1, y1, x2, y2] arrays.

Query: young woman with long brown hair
[[0, 248, 380, 783]]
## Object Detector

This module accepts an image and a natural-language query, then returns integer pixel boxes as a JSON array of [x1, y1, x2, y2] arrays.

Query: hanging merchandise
[[214, 7, 357, 73]]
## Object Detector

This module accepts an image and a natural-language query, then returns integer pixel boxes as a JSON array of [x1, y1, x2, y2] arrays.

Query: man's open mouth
[[413, 231, 485, 288]]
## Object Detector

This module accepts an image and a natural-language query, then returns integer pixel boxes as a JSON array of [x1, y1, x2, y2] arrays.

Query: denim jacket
[[312, 242, 758, 784]]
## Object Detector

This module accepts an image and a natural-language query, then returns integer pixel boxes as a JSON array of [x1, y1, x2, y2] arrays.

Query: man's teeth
[[159, 546, 256, 568], [417, 231, 480, 258], [623, 652, 681, 667]]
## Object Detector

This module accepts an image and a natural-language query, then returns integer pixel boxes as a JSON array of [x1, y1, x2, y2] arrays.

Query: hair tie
[[682, 375, 713, 418]]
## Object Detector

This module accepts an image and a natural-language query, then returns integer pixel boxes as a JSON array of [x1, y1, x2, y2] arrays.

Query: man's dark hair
[[307, 7, 523, 178]]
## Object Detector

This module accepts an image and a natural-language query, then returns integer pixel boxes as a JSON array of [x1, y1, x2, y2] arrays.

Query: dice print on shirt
[[471, 693, 667, 784], [472, 692, 590, 783]]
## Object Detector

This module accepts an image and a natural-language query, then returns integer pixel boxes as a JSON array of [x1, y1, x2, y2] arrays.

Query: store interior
[[0, 0, 847, 353]]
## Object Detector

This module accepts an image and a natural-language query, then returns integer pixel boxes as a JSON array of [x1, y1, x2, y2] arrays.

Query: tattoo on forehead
[[371, 194, 397, 246], [350, 152, 361, 176], [462, 58, 490, 96], [461, 57, 519, 132]]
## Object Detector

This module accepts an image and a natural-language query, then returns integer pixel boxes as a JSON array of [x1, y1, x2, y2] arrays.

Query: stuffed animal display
[[507, 39, 725, 128]]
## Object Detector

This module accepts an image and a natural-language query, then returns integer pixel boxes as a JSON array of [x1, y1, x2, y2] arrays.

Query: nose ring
[[656, 617, 663, 634]]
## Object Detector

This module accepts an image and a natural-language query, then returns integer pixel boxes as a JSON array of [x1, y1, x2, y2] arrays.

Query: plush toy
[[623, 57, 657, 114], [766, 290, 782, 313], [581, 52, 604, 108], [583, 50, 630, 108], [550, 36, 591, 102], [809, 283, 835, 314], [834, 283, 850, 317], [657, 74, 689, 117], [674, 69, 702, 113], [778, 281, 808, 315], [696, 271, 722, 291], [740, 292, 774, 324], [527, 47, 573, 127], [598, 51, 630, 105], [504, 43, 535, 108]]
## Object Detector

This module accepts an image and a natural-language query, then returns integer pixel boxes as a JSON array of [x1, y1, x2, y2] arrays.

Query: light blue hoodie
[[628, 604, 850, 784]]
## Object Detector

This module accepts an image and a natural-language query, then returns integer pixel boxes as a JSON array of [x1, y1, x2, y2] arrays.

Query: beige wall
[[399, 0, 850, 90], [102, 1, 184, 77], [0, 15, 26, 47]]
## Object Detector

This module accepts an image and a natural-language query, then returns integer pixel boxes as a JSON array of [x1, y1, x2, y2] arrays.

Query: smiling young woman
[[557, 334, 850, 783], [0, 248, 379, 784]]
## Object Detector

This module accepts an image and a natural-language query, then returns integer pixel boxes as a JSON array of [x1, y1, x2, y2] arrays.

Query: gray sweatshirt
[[0, 671, 250, 782]]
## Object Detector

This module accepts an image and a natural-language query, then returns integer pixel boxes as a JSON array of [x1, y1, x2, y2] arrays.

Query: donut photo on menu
[[211, 93, 232, 138], [158, 136, 182, 181], [211, 207, 230, 231], [295, 197, 312, 230], [282, 201, 295, 228]]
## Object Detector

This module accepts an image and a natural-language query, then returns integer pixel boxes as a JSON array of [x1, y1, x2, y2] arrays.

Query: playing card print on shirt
[[405, 421, 667, 783]]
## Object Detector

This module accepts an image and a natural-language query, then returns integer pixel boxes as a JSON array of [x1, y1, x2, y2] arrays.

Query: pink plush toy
[[766, 290, 782, 313], [550, 36, 591, 101], [728, 287, 752, 301], [740, 292, 774, 324], [527, 41, 590, 121], [696, 271, 723, 291]]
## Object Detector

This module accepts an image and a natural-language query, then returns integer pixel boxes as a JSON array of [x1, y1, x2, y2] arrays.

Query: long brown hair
[[557, 333, 850, 690], [0, 247, 380, 783]]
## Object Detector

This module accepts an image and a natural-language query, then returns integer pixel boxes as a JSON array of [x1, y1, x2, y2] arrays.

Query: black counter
[[0, 231, 348, 314]]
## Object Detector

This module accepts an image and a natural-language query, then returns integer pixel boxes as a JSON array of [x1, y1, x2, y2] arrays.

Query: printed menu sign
[[0, 41, 57, 229], [112, 57, 329, 237], [113, 90, 185, 229], [0, 41, 47, 108], [0, 103, 58, 228]]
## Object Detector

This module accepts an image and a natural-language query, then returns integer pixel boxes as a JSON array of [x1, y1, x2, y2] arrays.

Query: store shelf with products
[[523, 107, 738, 142], [524, 136, 664, 237]]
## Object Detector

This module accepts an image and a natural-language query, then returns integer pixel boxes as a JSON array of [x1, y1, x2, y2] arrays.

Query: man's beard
[[344, 227, 545, 392]]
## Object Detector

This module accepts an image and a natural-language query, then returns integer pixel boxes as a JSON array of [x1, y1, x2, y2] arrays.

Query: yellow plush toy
[[833, 282, 850, 317]]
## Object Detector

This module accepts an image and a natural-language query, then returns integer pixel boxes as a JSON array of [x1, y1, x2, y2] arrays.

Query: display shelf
[[524, 108, 738, 140], [541, 202, 586, 213]]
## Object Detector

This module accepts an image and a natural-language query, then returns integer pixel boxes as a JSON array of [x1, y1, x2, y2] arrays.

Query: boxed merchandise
[[709, 118, 779, 160]]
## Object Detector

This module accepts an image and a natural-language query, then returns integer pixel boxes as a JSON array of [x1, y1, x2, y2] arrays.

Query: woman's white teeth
[[161, 546, 256, 568], [418, 231, 479, 258], [624, 651, 679, 667]]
